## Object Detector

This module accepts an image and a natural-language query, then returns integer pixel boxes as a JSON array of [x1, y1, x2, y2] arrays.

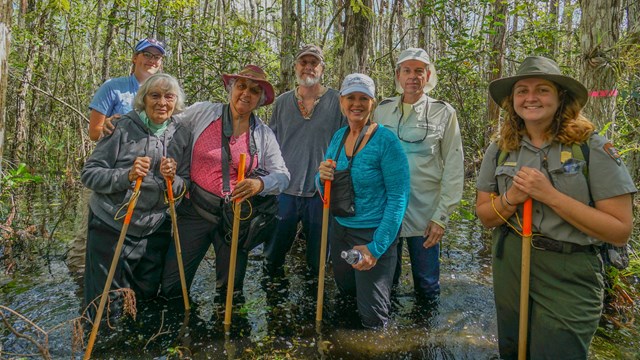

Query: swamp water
[[1, 187, 638, 359]]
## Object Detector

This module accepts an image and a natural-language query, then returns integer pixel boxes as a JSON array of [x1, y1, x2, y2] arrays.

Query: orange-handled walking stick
[[224, 153, 246, 332], [518, 198, 533, 360], [84, 177, 143, 360], [316, 159, 333, 324], [166, 177, 190, 311]]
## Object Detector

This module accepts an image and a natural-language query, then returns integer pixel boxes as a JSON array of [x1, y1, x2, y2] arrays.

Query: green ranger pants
[[492, 229, 604, 360]]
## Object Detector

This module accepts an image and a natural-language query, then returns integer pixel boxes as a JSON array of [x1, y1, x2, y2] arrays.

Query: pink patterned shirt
[[191, 118, 257, 197]]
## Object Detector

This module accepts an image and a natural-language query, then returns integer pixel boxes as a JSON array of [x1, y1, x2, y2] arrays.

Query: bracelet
[[503, 192, 515, 207], [499, 193, 508, 209]]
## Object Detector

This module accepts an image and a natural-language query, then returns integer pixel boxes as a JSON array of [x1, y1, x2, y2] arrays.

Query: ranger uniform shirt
[[477, 134, 637, 245]]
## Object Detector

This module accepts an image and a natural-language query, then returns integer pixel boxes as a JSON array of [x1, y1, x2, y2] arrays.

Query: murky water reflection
[[1, 186, 638, 359]]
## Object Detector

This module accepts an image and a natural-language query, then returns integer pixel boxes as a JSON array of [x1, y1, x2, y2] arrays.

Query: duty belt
[[498, 226, 597, 257], [531, 235, 597, 254]]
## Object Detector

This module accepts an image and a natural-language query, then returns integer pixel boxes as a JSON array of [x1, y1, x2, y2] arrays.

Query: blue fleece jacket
[[317, 125, 410, 258]]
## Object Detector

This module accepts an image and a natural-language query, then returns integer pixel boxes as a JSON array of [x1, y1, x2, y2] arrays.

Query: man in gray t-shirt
[[263, 44, 346, 277]]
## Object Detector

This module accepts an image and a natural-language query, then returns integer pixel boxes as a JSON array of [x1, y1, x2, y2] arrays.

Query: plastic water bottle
[[341, 249, 362, 265]]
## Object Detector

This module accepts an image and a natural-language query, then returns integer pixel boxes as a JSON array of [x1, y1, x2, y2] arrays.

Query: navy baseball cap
[[134, 38, 166, 55]]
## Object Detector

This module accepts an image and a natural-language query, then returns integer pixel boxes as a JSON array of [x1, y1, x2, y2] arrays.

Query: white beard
[[297, 74, 321, 87]]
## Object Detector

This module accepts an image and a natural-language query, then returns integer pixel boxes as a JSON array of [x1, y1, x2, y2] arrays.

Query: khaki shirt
[[477, 134, 637, 245], [374, 94, 464, 237]]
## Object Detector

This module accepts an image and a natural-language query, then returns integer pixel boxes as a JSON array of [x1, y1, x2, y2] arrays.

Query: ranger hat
[[489, 56, 588, 108], [222, 64, 275, 106], [395, 47, 438, 93]]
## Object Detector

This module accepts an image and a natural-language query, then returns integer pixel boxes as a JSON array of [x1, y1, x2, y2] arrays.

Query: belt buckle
[[532, 236, 562, 253], [531, 236, 547, 251]]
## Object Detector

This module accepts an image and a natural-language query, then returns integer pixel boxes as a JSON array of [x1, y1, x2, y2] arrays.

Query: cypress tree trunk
[[341, 0, 372, 79], [578, 0, 621, 132], [0, 0, 11, 180], [279, 0, 297, 94]]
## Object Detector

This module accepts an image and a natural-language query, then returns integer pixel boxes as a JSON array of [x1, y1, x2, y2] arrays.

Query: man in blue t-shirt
[[66, 38, 167, 272]]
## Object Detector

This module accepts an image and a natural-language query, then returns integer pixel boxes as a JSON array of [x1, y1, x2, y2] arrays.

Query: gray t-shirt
[[269, 88, 346, 197]]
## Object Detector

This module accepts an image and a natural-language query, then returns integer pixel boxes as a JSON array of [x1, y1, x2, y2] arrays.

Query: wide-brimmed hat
[[340, 73, 376, 99], [134, 38, 166, 55], [489, 56, 588, 108], [395, 47, 438, 93], [296, 44, 324, 62], [222, 65, 275, 106]]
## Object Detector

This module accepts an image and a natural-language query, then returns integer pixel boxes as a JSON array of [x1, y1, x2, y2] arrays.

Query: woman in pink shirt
[[161, 65, 289, 301]]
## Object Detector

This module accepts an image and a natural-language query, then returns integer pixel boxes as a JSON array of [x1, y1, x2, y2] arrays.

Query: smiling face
[[132, 48, 163, 81], [144, 82, 176, 124], [512, 78, 561, 127], [340, 92, 374, 125], [295, 55, 324, 87], [230, 78, 263, 118]]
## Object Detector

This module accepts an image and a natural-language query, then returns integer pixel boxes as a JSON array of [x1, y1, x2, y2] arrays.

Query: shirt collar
[[392, 93, 430, 114]]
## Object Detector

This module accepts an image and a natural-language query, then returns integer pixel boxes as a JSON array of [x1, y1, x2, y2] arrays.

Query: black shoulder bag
[[330, 124, 372, 217], [219, 105, 278, 252]]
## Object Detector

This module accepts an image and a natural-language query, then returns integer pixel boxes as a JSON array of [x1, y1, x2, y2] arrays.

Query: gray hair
[[134, 73, 186, 113], [226, 78, 267, 108]]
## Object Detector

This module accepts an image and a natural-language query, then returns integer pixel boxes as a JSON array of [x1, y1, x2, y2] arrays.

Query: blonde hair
[[496, 83, 594, 152], [339, 95, 377, 123]]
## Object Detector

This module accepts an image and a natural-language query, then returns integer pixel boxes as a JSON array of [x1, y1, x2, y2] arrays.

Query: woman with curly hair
[[475, 56, 636, 359]]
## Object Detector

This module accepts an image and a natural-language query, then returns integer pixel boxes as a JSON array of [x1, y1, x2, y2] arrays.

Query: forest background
[[0, 0, 638, 341]]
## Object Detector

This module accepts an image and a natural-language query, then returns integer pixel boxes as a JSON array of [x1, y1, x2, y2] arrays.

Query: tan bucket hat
[[489, 56, 588, 108]]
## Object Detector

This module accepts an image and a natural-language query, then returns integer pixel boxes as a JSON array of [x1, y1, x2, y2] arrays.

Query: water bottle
[[341, 249, 362, 265]]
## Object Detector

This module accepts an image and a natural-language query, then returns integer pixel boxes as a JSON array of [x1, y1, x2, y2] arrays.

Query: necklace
[[229, 131, 246, 145], [295, 86, 327, 120]]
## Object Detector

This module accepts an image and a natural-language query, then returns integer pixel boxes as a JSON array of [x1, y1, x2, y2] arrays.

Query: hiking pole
[[84, 177, 143, 360], [166, 176, 190, 311], [224, 153, 246, 333], [316, 159, 333, 325], [518, 198, 533, 360]]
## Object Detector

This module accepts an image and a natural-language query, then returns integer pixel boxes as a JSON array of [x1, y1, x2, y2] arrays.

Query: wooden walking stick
[[166, 176, 190, 311], [316, 159, 332, 324], [84, 177, 143, 360], [224, 153, 246, 332], [518, 198, 533, 360]]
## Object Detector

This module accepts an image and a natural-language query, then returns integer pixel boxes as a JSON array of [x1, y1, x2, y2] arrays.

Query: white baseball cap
[[340, 73, 376, 99], [395, 47, 438, 93]]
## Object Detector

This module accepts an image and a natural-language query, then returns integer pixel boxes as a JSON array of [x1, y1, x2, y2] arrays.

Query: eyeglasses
[[297, 59, 321, 68], [139, 51, 163, 61], [147, 92, 177, 103], [397, 100, 430, 143]]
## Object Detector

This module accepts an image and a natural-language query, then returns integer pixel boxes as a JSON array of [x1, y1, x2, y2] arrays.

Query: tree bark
[[417, 0, 431, 51], [485, 0, 509, 147], [279, 0, 297, 93], [341, 0, 372, 79], [102, 0, 122, 82], [578, 0, 622, 132], [0, 0, 11, 179], [548, 0, 559, 57], [560, 0, 575, 67], [11, 2, 47, 163]]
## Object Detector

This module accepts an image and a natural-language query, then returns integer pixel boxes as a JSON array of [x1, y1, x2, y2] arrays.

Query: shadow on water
[[1, 185, 638, 359]]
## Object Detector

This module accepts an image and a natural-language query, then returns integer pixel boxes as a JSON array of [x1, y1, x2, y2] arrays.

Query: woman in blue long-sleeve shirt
[[318, 73, 410, 328]]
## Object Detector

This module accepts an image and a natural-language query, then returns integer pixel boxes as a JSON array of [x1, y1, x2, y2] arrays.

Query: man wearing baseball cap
[[66, 37, 167, 273], [263, 44, 346, 280], [374, 48, 464, 303]]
